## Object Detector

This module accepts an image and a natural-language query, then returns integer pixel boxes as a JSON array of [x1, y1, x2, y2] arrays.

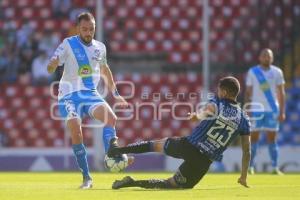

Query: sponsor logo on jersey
[[78, 65, 93, 77]]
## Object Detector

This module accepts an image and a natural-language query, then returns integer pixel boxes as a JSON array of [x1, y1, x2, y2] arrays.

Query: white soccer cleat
[[248, 167, 255, 175], [272, 167, 284, 175], [79, 177, 93, 189]]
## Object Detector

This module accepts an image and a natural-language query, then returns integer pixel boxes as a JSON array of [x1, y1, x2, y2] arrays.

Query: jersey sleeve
[[276, 68, 285, 86], [207, 97, 219, 115], [239, 114, 251, 135], [208, 96, 219, 105], [99, 43, 108, 66], [51, 39, 68, 66], [245, 69, 253, 86]]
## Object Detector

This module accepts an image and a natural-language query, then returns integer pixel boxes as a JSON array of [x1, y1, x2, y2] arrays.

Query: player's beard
[[80, 35, 93, 44], [262, 62, 271, 68]]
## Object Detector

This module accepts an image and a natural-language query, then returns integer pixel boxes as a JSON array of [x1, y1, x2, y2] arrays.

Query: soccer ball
[[104, 154, 129, 173]]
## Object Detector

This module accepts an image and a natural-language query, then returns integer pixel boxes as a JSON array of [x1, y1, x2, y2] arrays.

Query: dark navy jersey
[[187, 97, 250, 161]]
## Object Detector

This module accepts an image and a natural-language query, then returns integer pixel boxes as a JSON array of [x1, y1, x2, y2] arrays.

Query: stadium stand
[[0, 73, 300, 147]]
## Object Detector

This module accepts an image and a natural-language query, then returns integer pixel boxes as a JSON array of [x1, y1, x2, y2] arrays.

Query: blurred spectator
[[18, 34, 38, 74], [31, 50, 53, 85], [0, 49, 19, 83], [5, 52, 19, 82], [38, 30, 60, 56], [0, 30, 4, 50], [3, 23, 17, 45], [0, 129, 8, 148], [0, 53, 6, 82], [52, 0, 71, 18], [16, 20, 34, 48]]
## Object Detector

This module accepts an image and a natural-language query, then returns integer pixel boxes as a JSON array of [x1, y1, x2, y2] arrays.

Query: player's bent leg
[[91, 103, 118, 153], [249, 131, 260, 174], [108, 138, 168, 157], [91, 103, 117, 127], [266, 131, 283, 175], [112, 156, 210, 190], [173, 155, 211, 189], [111, 137, 189, 159], [163, 137, 187, 159], [67, 118, 92, 184]]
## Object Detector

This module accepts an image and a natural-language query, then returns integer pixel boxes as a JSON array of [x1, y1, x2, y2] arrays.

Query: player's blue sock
[[268, 142, 278, 168], [103, 126, 117, 153], [72, 143, 90, 178], [250, 142, 258, 168]]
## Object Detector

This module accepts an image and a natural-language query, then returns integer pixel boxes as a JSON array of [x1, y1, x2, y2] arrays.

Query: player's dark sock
[[110, 141, 154, 157], [133, 179, 172, 189], [112, 176, 173, 189]]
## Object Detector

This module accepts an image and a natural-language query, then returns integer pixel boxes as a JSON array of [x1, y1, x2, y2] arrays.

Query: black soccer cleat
[[107, 138, 121, 158], [112, 176, 135, 189]]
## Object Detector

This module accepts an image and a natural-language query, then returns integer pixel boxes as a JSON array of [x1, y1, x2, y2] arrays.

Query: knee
[[67, 118, 81, 131]]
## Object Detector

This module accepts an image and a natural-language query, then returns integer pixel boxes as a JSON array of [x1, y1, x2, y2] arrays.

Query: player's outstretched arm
[[47, 57, 59, 74], [188, 103, 216, 122], [238, 135, 251, 188], [100, 64, 128, 108]]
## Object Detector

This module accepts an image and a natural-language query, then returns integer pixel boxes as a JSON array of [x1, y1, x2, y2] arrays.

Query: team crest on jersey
[[78, 65, 92, 77], [94, 49, 101, 57], [92, 48, 104, 61]]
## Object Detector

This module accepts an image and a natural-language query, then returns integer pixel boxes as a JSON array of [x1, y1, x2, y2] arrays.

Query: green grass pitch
[[0, 172, 299, 200]]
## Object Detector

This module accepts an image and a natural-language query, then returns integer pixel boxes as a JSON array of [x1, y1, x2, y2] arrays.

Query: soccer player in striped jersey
[[109, 76, 251, 189], [245, 49, 285, 175], [47, 12, 129, 189]]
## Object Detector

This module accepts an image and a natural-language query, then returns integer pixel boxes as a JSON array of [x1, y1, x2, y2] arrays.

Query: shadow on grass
[[93, 186, 241, 192]]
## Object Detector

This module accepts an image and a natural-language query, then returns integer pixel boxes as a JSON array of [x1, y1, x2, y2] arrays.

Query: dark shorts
[[164, 137, 212, 188]]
